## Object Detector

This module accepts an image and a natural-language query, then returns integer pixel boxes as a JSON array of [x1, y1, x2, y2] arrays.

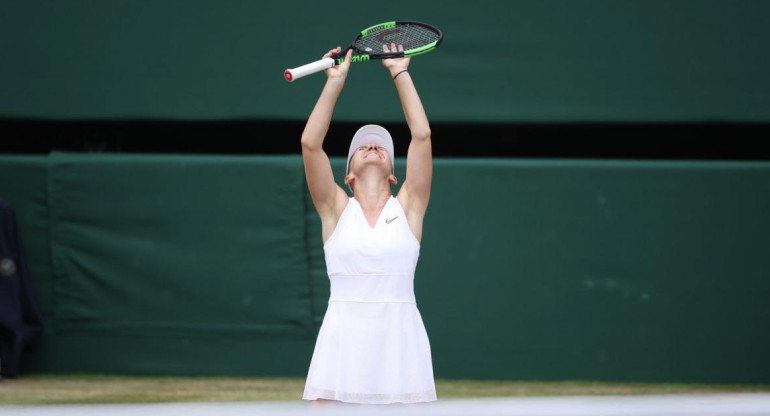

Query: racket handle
[[284, 57, 335, 82]]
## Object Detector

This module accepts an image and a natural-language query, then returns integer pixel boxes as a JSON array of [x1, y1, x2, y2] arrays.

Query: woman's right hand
[[323, 47, 353, 80]]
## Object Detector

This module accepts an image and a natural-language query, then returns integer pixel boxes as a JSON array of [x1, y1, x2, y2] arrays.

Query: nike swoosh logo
[[385, 216, 398, 224]]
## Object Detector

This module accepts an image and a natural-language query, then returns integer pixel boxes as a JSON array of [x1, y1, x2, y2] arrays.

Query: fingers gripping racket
[[284, 21, 442, 82]]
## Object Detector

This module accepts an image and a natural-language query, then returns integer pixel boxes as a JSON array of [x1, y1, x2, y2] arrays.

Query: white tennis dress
[[303, 196, 437, 404]]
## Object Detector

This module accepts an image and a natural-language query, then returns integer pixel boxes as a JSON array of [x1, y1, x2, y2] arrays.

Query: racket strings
[[356, 24, 440, 52]]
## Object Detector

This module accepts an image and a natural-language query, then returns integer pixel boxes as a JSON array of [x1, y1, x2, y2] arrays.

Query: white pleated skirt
[[303, 300, 437, 404]]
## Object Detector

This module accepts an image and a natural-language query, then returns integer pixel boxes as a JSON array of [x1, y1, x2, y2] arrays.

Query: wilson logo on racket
[[342, 55, 371, 64], [284, 21, 443, 82]]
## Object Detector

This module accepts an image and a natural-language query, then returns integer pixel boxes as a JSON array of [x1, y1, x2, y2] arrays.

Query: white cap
[[345, 124, 395, 175]]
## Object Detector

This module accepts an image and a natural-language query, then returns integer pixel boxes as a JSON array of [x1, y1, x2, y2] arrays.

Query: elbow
[[301, 135, 319, 152], [412, 128, 431, 143]]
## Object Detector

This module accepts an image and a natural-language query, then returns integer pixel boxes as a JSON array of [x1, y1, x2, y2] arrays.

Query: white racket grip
[[284, 57, 335, 82]]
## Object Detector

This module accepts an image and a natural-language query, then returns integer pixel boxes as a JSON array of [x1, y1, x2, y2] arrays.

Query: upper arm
[[398, 132, 432, 240], [302, 142, 348, 239]]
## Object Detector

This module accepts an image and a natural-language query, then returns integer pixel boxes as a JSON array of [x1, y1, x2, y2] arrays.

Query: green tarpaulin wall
[[1, 0, 769, 122], [1, 154, 769, 383]]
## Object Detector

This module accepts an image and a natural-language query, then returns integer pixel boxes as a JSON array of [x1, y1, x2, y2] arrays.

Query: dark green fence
[[1, 153, 769, 383], [1, 0, 769, 122]]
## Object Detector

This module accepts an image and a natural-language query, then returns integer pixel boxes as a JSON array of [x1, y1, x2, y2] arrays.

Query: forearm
[[392, 71, 431, 140], [301, 78, 346, 151]]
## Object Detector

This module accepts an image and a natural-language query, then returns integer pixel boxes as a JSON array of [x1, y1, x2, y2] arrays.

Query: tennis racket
[[284, 21, 442, 82]]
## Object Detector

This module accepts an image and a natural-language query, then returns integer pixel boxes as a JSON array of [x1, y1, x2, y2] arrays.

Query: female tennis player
[[301, 44, 436, 405]]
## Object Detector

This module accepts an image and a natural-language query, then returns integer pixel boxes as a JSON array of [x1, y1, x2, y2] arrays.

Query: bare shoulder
[[320, 187, 351, 243], [397, 184, 427, 242], [334, 187, 351, 217]]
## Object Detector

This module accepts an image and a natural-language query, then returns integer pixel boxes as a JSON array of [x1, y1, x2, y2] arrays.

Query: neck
[[352, 175, 391, 209]]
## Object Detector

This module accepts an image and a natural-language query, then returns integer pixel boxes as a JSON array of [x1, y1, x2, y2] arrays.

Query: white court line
[[2, 394, 770, 416]]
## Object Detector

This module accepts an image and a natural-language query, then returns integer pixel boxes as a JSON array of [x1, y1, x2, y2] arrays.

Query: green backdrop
[[1, 153, 769, 383], [1, 0, 769, 122]]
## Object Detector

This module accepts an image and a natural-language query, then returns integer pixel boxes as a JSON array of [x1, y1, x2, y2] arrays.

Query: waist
[[328, 273, 416, 303]]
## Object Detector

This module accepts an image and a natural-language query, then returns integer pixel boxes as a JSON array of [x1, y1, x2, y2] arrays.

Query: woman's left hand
[[382, 43, 410, 77]]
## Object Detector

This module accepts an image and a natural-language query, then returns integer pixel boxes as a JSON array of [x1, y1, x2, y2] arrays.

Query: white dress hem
[[303, 386, 437, 404]]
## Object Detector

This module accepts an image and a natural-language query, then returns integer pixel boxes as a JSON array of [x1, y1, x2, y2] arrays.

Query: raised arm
[[301, 47, 353, 241], [383, 44, 433, 241]]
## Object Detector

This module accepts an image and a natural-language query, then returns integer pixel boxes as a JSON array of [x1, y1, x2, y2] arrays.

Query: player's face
[[351, 143, 389, 172]]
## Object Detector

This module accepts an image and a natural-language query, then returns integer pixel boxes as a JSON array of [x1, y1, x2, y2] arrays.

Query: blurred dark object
[[0, 198, 43, 377], [1, 119, 769, 160]]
